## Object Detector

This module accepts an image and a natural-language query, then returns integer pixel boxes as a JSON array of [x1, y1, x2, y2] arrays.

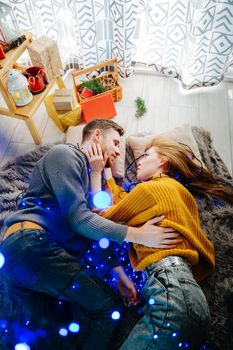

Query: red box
[[0, 45, 5, 59], [80, 93, 117, 123]]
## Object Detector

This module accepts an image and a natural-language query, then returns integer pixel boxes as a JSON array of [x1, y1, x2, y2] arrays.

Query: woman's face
[[136, 146, 164, 181]]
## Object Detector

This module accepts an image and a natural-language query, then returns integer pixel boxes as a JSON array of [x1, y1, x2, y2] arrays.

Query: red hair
[[146, 136, 233, 204]]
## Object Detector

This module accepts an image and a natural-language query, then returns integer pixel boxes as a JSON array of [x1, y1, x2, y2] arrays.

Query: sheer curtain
[[9, 0, 233, 88], [9, 0, 138, 77], [133, 0, 233, 89]]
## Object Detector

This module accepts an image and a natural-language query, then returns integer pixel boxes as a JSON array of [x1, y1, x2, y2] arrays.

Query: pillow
[[66, 124, 126, 178], [127, 124, 203, 165]]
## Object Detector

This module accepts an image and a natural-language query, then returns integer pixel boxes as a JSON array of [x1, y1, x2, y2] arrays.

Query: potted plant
[[80, 79, 105, 98]]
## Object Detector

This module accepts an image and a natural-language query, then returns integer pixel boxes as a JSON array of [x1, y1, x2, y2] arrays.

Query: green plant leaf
[[80, 79, 105, 95], [135, 96, 147, 118]]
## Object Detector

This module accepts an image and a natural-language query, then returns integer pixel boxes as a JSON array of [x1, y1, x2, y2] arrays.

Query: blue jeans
[[119, 257, 210, 350], [0, 229, 123, 350]]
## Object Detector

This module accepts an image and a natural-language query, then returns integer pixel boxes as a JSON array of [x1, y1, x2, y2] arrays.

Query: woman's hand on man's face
[[85, 142, 108, 174]]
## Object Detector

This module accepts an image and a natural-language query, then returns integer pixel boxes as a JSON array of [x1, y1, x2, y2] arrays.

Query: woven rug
[[0, 127, 233, 350]]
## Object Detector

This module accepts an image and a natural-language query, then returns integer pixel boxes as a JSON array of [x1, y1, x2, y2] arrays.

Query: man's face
[[98, 129, 121, 164]]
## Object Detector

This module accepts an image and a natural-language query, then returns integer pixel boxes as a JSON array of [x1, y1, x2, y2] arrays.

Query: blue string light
[[99, 238, 110, 249], [93, 191, 112, 209], [149, 298, 155, 305], [15, 343, 30, 350], [0, 252, 5, 268], [58, 328, 68, 337], [111, 311, 121, 320], [35, 199, 42, 206], [68, 322, 80, 333], [72, 283, 79, 290], [213, 198, 222, 208], [0, 319, 7, 328]]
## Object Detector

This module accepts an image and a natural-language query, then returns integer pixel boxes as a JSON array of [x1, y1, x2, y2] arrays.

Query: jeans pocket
[[179, 278, 210, 325], [1, 231, 46, 289], [142, 270, 169, 334], [142, 269, 167, 299]]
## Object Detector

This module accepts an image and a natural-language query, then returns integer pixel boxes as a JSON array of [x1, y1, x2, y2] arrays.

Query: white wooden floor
[[0, 71, 232, 176]]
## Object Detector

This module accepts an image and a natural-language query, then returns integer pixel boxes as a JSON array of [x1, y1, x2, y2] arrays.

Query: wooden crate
[[72, 58, 122, 103]]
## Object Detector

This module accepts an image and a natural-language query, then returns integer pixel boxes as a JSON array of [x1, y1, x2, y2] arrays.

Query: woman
[[86, 136, 233, 350]]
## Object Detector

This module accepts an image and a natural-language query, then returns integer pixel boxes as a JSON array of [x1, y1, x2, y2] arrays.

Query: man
[[1, 119, 181, 349]]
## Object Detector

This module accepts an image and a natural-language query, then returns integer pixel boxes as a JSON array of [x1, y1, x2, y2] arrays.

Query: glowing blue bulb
[[93, 191, 111, 209], [111, 311, 121, 320], [72, 283, 79, 289], [153, 334, 158, 339], [178, 343, 183, 348], [59, 328, 68, 337], [0, 253, 5, 268], [166, 322, 171, 327], [99, 238, 110, 249], [0, 319, 7, 328], [172, 332, 177, 337], [15, 343, 30, 350], [149, 298, 155, 305], [184, 343, 189, 348], [200, 346, 207, 350], [68, 322, 80, 333]]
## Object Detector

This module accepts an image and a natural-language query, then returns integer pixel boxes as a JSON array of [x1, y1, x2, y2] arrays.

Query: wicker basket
[[72, 58, 122, 103]]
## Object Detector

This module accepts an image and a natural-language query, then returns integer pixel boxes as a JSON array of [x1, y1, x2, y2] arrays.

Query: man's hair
[[82, 118, 124, 141]]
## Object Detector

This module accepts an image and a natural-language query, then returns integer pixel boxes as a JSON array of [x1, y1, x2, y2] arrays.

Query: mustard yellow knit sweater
[[102, 174, 215, 281]]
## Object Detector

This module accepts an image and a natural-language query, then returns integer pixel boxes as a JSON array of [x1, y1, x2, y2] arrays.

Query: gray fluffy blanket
[[0, 126, 233, 350]]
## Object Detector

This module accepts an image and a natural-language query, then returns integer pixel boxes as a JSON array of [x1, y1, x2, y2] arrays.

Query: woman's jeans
[[119, 257, 210, 350], [0, 229, 123, 350]]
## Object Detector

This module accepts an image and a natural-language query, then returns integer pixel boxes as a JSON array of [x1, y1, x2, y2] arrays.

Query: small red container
[[81, 87, 95, 99], [24, 66, 46, 94], [0, 45, 5, 59]]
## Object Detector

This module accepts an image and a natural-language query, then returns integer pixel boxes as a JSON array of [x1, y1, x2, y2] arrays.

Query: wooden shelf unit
[[0, 33, 62, 144]]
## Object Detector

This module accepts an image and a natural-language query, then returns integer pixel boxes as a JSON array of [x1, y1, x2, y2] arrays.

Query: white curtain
[[9, 0, 139, 77], [133, 0, 233, 89], [8, 0, 233, 88]]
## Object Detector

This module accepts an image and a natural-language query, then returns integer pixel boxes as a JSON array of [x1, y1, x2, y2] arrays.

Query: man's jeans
[[0, 229, 123, 350], [119, 259, 210, 350]]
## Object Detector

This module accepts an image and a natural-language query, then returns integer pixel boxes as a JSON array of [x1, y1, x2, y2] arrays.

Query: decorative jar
[[7, 69, 33, 107]]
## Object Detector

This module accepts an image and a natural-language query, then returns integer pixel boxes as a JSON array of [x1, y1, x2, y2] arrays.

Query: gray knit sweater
[[4, 144, 127, 254]]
